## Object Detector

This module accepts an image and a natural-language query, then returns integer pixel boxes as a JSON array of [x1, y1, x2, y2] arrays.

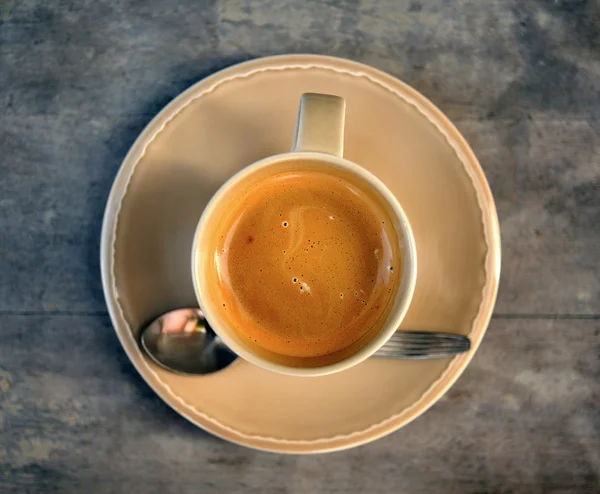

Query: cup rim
[[191, 151, 417, 377]]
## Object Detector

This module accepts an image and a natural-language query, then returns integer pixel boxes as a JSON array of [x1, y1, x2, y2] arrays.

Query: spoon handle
[[374, 331, 471, 359]]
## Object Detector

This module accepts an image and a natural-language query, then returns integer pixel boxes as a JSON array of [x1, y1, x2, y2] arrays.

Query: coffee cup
[[192, 93, 416, 377]]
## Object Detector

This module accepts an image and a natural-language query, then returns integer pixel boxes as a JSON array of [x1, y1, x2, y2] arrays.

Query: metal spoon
[[140, 308, 237, 375], [140, 308, 471, 375]]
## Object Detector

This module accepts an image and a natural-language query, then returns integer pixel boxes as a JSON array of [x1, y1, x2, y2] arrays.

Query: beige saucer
[[100, 55, 500, 453]]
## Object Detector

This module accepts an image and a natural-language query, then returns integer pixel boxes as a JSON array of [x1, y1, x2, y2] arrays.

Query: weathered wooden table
[[1, 1, 598, 492]]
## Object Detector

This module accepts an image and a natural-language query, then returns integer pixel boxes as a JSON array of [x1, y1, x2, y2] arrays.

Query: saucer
[[100, 55, 500, 453]]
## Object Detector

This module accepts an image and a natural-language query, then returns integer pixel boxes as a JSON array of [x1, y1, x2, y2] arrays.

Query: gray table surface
[[1, 0, 599, 492]]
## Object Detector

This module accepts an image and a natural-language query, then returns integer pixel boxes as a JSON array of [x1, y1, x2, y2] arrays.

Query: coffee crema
[[209, 169, 401, 358]]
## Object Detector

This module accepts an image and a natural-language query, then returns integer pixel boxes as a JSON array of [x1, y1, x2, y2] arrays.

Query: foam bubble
[[300, 281, 311, 294], [282, 221, 289, 228]]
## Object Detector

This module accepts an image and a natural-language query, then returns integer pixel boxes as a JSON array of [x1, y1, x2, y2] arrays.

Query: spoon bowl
[[140, 308, 237, 375]]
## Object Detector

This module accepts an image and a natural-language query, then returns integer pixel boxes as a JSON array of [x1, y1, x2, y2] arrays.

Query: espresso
[[210, 169, 401, 358]]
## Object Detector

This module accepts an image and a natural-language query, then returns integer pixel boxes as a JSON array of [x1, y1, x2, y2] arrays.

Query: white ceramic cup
[[192, 93, 417, 377]]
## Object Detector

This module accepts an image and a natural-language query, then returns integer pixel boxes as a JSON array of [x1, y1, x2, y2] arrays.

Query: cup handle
[[292, 93, 346, 157]]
